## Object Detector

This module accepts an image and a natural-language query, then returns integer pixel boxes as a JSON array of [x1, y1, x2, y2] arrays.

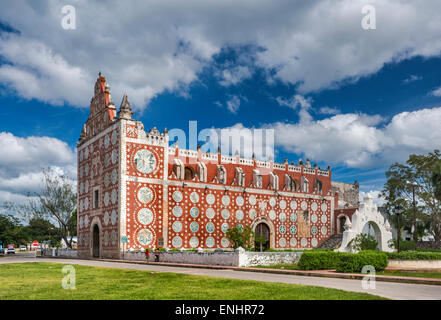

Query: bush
[[388, 239, 417, 251], [336, 251, 388, 273], [226, 226, 254, 249], [348, 234, 378, 251], [387, 251, 441, 260], [298, 251, 389, 273], [297, 251, 342, 270]]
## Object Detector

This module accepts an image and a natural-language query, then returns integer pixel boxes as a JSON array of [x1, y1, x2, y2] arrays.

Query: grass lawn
[[378, 270, 441, 279], [0, 262, 386, 300]]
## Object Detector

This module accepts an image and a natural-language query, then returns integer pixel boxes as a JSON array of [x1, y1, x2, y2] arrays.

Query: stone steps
[[317, 234, 343, 249]]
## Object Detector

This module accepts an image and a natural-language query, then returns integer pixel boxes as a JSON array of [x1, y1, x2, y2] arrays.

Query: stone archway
[[92, 224, 100, 258], [255, 223, 270, 251], [89, 216, 103, 258], [337, 194, 393, 252], [251, 217, 275, 250], [337, 214, 348, 234], [362, 221, 382, 250]]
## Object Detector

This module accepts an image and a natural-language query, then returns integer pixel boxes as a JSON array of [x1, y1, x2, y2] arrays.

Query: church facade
[[77, 74, 339, 259]]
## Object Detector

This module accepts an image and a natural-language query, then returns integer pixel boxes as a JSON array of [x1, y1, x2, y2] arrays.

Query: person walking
[[145, 248, 150, 263], [154, 248, 160, 262]]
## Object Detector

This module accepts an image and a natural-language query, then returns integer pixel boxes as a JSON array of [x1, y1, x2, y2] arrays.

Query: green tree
[[226, 225, 255, 249], [348, 233, 378, 251], [0, 214, 30, 246], [24, 217, 60, 245], [381, 150, 441, 242], [67, 209, 77, 237], [5, 169, 77, 248], [431, 160, 441, 201], [255, 235, 268, 252]]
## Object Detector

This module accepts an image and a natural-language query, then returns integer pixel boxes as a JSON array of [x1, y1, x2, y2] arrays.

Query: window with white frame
[[235, 167, 245, 186], [173, 159, 184, 179], [253, 170, 262, 188], [269, 172, 279, 190], [217, 165, 227, 184], [197, 162, 207, 182]]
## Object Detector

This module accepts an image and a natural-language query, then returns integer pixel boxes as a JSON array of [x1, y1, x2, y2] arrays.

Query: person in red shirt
[[145, 248, 150, 263]]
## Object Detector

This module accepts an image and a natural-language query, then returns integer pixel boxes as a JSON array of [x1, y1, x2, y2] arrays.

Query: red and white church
[[77, 74, 354, 259]]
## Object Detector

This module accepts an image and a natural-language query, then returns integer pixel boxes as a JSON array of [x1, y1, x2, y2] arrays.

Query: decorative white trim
[[119, 119, 126, 253]]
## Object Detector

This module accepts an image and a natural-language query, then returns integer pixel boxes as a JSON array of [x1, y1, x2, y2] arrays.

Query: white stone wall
[[388, 260, 441, 269], [44, 248, 78, 258], [44, 247, 303, 267], [123, 250, 239, 266], [239, 251, 303, 267], [123, 248, 303, 267]]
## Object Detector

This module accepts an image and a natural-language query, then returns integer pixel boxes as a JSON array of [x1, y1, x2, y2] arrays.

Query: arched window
[[315, 178, 323, 194], [253, 170, 262, 188], [285, 174, 299, 191], [217, 165, 227, 184], [301, 176, 309, 193], [236, 167, 245, 187], [197, 162, 207, 182], [269, 172, 279, 190], [173, 159, 184, 179], [184, 166, 195, 180]]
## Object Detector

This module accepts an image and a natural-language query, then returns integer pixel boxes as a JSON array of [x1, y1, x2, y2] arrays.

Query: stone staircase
[[317, 234, 343, 250]]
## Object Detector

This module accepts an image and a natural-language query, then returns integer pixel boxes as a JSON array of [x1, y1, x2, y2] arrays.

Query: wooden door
[[93, 225, 100, 258], [255, 223, 270, 251]]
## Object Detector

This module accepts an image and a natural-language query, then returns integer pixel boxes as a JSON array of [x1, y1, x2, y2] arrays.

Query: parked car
[[6, 245, 15, 254], [19, 245, 26, 251]]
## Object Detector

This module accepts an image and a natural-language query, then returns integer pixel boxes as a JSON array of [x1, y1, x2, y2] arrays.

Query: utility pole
[[395, 205, 403, 253], [407, 181, 418, 242], [412, 183, 417, 242]]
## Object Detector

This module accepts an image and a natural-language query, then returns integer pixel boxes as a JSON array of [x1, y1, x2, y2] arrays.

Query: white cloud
[[0, 132, 76, 207], [272, 106, 441, 168], [0, 190, 37, 207], [0, 35, 92, 106], [402, 75, 422, 84], [359, 190, 386, 207], [319, 106, 340, 115], [431, 86, 441, 97], [1, 1, 441, 108], [0, 132, 75, 177], [226, 95, 241, 114], [218, 66, 252, 86], [277, 95, 313, 123], [211, 105, 441, 169]]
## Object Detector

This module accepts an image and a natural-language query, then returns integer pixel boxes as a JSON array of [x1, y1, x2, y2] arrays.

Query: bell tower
[[77, 73, 123, 259], [78, 73, 117, 145]]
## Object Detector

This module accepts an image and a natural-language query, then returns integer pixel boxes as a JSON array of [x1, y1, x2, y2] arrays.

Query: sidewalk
[[98, 258, 441, 286]]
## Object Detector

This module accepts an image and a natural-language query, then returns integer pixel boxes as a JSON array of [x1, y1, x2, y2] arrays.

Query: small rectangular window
[[94, 190, 99, 208]]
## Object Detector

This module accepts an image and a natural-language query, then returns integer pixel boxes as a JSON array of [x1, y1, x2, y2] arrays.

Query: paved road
[[1, 252, 441, 300]]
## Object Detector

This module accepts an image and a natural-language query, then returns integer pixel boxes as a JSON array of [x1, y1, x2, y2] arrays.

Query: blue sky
[[1, 0, 441, 206]]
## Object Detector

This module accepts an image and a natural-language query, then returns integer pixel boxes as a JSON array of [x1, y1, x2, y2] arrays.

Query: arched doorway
[[184, 166, 195, 180], [337, 194, 394, 252], [362, 221, 382, 250], [338, 216, 347, 234], [92, 224, 100, 258], [255, 223, 270, 251]]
